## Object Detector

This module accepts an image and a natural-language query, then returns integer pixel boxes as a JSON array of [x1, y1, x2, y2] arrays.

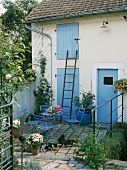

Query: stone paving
[[14, 144, 127, 170], [14, 123, 127, 170], [15, 147, 87, 169]]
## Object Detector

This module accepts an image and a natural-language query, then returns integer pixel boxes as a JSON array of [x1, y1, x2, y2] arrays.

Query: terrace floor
[[14, 122, 127, 169], [14, 124, 108, 170]]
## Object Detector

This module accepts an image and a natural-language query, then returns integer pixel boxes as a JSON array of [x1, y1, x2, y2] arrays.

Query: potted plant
[[74, 91, 96, 125], [114, 78, 127, 92], [13, 119, 22, 138], [26, 133, 43, 155]]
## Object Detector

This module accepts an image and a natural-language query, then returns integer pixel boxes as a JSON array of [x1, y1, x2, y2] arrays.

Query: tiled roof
[[26, 0, 127, 22]]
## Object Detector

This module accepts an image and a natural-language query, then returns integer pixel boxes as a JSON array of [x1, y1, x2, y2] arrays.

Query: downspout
[[24, 24, 53, 86]]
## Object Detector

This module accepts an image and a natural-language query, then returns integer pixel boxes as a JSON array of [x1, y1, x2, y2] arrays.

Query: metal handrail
[[92, 93, 124, 137]]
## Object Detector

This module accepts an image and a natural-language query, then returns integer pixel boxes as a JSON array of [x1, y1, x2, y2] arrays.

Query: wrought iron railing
[[92, 93, 124, 138], [0, 103, 13, 170]]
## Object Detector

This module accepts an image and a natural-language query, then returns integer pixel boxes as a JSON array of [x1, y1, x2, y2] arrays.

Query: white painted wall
[[32, 11, 127, 120], [13, 82, 36, 119]]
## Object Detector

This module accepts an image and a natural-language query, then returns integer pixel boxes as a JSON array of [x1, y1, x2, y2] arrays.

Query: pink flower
[[5, 74, 12, 80], [55, 105, 62, 112], [52, 106, 63, 114]]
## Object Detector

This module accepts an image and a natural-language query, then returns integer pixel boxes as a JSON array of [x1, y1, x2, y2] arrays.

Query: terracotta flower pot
[[25, 146, 33, 153], [32, 147, 40, 155], [13, 128, 22, 139]]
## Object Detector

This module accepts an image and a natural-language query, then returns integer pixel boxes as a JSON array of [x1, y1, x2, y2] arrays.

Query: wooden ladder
[[61, 50, 78, 119]]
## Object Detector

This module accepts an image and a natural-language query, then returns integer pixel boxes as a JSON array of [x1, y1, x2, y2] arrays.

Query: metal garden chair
[[64, 107, 85, 135]]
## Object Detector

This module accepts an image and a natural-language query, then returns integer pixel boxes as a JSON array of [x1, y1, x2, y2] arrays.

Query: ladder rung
[[63, 98, 72, 99], [64, 89, 73, 91], [66, 66, 75, 68], [65, 82, 73, 83], [66, 74, 74, 75], [62, 106, 71, 108], [67, 58, 76, 60]]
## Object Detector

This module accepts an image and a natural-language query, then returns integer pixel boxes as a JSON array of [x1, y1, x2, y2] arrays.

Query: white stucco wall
[[13, 82, 36, 119], [31, 11, 127, 120]]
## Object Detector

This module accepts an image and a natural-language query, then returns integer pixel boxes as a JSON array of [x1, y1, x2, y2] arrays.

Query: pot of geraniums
[[26, 133, 43, 155], [13, 119, 22, 138], [74, 91, 96, 125]]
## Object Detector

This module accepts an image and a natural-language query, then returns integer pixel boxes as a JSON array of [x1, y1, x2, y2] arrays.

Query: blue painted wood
[[56, 22, 79, 59], [97, 69, 118, 123], [57, 68, 79, 118]]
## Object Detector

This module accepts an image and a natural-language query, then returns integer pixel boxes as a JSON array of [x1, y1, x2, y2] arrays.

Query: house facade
[[26, 0, 127, 123]]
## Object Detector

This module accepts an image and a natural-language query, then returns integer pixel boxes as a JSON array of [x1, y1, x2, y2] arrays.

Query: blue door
[[97, 69, 118, 123], [57, 68, 79, 119], [56, 22, 79, 59]]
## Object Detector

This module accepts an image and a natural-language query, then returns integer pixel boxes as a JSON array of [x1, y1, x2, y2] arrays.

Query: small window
[[103, 77, 113, 85]]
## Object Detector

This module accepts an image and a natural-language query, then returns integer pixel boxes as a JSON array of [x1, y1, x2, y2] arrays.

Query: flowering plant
[[114, 78, 127, 91], [13, 119, 20, 128], [47, 105, 62, 114], [52, 105, 62, 114], [5, 74, 12, 80], [26, 133, 43, 148]]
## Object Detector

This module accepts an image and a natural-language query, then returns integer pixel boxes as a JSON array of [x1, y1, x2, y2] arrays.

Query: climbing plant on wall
[[34, 54, 53, 113]]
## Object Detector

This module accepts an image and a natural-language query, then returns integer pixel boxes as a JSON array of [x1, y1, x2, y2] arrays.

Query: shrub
[[74, 132, 109, 169], [104, 128, 127, 160], [25, 159, 42, 170], [75, 128, 127, 169]]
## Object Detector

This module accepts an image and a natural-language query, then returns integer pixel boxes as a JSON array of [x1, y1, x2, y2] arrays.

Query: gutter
[[25, 7, 127, 24], [24, 24, 53, 86]]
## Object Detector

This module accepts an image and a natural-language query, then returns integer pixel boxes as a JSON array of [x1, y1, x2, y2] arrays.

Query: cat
[[58, 134, 77, 146], [40, 142, 57, 152]]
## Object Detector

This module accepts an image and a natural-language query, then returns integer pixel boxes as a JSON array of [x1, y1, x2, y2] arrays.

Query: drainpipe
[[24, 24, 53, 86]]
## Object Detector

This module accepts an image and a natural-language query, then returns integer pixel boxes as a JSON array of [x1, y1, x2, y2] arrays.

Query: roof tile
[[26, 0, 127, 22]]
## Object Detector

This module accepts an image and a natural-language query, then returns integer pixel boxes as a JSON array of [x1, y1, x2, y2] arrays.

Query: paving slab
[[42, 162, 60, 170], [58, 163, 76, 169], [107, 160, 127, 167]]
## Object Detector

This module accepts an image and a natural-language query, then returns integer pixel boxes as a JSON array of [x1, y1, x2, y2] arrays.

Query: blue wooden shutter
[[56, 22, 79, 59]]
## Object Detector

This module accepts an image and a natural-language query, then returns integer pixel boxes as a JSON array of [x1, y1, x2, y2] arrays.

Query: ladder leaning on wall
[[61, 50, 78, 119]]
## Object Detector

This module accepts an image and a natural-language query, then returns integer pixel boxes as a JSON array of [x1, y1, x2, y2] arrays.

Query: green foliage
[[105, 128, 127, 160], [1, 0, 38, 34], [25, 159, 42, 170], [34, 55, 53, 113], [75, 128, 127, 169], [0, 22, 27, 97], [24, 64, 36, 81], [75, 132, 109, 169], [74, 91, 96, 112], [1, 0, 38, 76]]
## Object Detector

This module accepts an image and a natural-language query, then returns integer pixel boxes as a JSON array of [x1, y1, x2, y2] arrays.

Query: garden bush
[[101, 128, 127, 160], [74, 132, 109, 169], [74, 127, 127, 169]]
